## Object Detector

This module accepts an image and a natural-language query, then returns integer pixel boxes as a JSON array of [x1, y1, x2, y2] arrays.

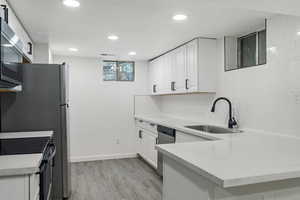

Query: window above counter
[[224, 19, 267, 71], [103, 60, 135, 81]]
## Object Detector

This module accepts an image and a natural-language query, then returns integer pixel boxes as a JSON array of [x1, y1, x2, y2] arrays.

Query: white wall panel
[[54, 56, 148, 161]]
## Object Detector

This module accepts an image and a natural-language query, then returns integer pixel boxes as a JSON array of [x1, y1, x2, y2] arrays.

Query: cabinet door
[[171, 46, 186, 93], [160, 54, 172, 93], [155, 57, 164, 94], [23, 33, 34, 62], [176, 131, 208, 143], [149, 60, 158, 94], [136, 128, 143, 155], [138, 129, 157, 168], [6, 2, 33, 62], [186, 39, 198, 92], [29, 174, 39, 200], [143, 131, 158, 168], [0, 175, 29, 200], [148, 132, 158, 168]]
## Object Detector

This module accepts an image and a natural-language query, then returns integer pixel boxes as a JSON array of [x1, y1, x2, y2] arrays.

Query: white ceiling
[[7, 0, 299, 60]]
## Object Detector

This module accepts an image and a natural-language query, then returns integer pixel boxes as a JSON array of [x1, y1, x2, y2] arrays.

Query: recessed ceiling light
[[108, 35, 119, 41], [62, 0, 80, 8], [69, 48, 78, 52], [297, 31, 300, 36], [128, 51, 136, 56], [173, 14, 188, 21]]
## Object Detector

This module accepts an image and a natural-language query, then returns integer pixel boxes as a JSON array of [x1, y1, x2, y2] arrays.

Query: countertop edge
[[0, 131, 52, 177], [223, 171, 300, 188], [156, 145, 300, 188], [155, 145, 225, 187], [0, 166, 40, 177]]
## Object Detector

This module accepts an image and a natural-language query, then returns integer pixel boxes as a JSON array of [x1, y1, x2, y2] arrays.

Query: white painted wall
[[53, 56, 148, 162], [33, 43, 53, 64], [52, 14, 300, 161], [147, 15, 300, 137]]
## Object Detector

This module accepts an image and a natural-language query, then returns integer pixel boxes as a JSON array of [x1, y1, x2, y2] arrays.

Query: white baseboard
[[71, 153, 138, 163]]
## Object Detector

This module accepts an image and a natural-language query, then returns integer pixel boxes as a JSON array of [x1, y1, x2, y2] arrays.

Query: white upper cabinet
[[161, 54, 172, 93], [156, 57, 165, 93], [197, 38, 217, 92], [149, 54, 172, 94], [149, 58, 163, 94], [186, 39, 198, 92], [2, 0, 34, 62], [148, 38, 217, 95], [171, 46, 186, 93]]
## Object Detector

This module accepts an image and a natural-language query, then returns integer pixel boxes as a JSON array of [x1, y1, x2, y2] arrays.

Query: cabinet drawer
[[146, 122, 157, 133], [136, 119, 148, 129], [135, 119, 157, 134]]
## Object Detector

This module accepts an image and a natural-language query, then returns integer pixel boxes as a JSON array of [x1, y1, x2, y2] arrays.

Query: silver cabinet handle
[[153, 85, 157, 93], [185, 79, 189, 90], [171, 82, 176, 91]]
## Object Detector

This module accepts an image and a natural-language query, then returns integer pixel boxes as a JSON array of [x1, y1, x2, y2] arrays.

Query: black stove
[[0, 137, 50, 156]]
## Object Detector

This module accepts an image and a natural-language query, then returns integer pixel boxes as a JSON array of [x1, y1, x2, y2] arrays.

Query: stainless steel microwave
[[0, 17, 23, 87]]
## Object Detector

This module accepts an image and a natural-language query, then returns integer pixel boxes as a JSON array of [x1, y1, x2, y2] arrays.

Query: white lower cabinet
[[176, 131, 209, 143], [0, 174, 39, 200], [29, 173, 40, 200], [136, 126, 158, 168]]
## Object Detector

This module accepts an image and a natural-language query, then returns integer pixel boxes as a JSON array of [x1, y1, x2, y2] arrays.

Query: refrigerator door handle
[[60, 103, 69, 107]]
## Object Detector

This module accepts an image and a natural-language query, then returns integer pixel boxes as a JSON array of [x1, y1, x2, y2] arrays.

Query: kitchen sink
[[184, 125, 243, 134]]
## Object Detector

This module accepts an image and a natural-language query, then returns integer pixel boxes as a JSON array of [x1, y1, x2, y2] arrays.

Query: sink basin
[[184, 125, 243, 134]]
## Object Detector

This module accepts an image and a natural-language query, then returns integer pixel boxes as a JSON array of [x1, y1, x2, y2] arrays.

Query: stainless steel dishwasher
[[157, 125, 176, 177]]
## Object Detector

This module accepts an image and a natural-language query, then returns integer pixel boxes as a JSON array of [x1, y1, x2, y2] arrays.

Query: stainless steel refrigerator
[[0, 63, 71, 200]]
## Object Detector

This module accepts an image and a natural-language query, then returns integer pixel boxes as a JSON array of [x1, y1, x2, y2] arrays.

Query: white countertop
[[135, 114, 242, 140], [0, 154, 43, 176], [0, 131, 53, 177], [135, 114, 300, 188]]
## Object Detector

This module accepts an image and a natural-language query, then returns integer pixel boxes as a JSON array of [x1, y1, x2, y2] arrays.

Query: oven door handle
[[37, 160, 48, 174], [47, 143, 56, 167], [48, 143, 56, 161]]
